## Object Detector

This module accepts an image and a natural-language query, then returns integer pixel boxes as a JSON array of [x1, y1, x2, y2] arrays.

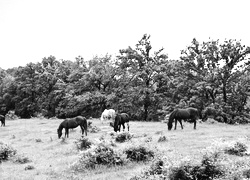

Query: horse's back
[[174, 108, 198, 119], [66, 119, 79, 128], [175, 109, 191, 119], [186, 107, 199, 118]]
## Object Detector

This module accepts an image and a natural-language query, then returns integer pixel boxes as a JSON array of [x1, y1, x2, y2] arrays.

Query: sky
[[0, 0, 250, 69]]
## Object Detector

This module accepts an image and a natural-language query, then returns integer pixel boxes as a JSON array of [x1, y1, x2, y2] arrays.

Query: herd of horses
[[0, 107, 201, 139], [56, 107, 199, 139], [57, 110, 130, 138]]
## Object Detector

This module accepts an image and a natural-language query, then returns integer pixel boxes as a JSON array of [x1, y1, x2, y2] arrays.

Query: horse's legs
[[193, 119, 196, 129], [80, 125, 84, 135], [174, 119, 178, 130], [65, 128, 69, 138], [122, 123, 125, 131], [80, 125, 87, 136], [127, 122, 130, 131], [179, 120, 183, 129]]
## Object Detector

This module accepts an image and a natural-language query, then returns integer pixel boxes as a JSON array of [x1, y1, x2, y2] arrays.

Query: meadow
[[1, 118, 250, 180]]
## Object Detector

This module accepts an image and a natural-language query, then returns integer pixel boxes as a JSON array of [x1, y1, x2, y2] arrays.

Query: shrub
[[75, 137, 92, 151], [243, 169, 250, 178], [169, 152, 224, 180], [14, 154, 31, 164], [24, 165, 35, 170], [72, 143, 126, 171], [224, 142, 247, 156], [146, 159, 165, 175], [115, 132, 133, 143], [0, 143, 16, 161], [130, 158, 168, 180], [158, 136, 168, 142], [88, 125, 101, 133], [35, 138, 42, 142], [124, 145, 154, 162]]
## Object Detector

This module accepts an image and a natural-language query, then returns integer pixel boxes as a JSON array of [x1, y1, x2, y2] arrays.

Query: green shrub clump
[[115, 132, 133, 143], [131, 152, 225, 180], [75, 137, 92, 151], [0, 142, 16, 162], [124, 145, 154, 162], [224, 142, 248, 156], [169, 153, 224, 180], [72, 143, 126, 171]]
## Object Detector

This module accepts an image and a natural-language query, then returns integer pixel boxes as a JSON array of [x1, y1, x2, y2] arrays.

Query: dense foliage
[[0, 35, 250, 122]]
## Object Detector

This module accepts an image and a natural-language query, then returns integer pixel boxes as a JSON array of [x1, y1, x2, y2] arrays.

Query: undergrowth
[[0, 142, 16, 162]]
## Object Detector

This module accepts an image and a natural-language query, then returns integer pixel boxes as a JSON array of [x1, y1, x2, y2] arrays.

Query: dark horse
[[0, 115, 5, 127], [57, 116, 87, 138], [168, 107, 199, 130], [114, 113, 130, 132]]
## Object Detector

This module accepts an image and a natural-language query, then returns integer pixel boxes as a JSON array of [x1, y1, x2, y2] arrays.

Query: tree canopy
[[1, 35, 250, 123]]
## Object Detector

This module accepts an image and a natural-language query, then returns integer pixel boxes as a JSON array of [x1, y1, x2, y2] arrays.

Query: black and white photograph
[[1, 0, 250, 179]]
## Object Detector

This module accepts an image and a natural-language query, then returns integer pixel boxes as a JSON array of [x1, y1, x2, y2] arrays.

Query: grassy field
[[1, 118, 250, 180]]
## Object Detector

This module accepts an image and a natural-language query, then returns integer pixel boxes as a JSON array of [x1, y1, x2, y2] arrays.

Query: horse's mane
[[58, 120, 67, 131]]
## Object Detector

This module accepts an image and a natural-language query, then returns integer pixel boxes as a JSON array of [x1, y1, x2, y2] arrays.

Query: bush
[[75, 137, 92, 151], [169, 152, 224, 180], [130, 158, 168, 180], [224, 142, 247, 156], [115, 132, 133, 143], [243, 169, 250, 178], [72, 143, 126, 171], [24, 165, 35, 170], [88, 125, 101, 133], [124, 145, 154, 162], [14, 154, 31, 164], [0, 143, 16, 161], [158, 136, 168, 142]]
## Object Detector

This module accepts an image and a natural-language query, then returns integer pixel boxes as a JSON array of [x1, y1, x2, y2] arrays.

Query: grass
[[1, 118, 250, 179]]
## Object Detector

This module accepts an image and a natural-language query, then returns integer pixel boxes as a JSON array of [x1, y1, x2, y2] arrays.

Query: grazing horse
[[100, 109, 116, 124], [57, 116, 87, 138], [168, 107, 199, 130], [114, 113, 130, 132], [0, 115, 5, 127]]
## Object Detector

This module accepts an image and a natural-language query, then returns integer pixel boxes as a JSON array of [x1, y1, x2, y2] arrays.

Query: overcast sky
[[0, 0, 250, 69]]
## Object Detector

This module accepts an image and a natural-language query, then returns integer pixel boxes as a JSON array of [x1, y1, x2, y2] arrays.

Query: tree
[[117, 34, 168, 121], [180, 38, 250, 120]]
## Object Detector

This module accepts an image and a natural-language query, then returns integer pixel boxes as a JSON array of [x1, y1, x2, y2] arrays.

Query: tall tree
[[117, 34, 168, 121]]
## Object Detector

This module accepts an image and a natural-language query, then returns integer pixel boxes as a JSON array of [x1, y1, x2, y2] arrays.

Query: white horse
[[100, 109, 116, 124]]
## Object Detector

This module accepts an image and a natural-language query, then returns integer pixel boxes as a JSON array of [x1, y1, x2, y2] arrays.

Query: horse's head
[[57, 128, 62, 139], [168, 121, 173, 130]]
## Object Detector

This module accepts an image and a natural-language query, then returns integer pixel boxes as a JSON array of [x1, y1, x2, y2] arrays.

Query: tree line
[[0, 34, 250, 123]]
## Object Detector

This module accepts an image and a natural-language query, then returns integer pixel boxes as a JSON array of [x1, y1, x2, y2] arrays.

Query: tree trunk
[[222, 83, 227, 103]]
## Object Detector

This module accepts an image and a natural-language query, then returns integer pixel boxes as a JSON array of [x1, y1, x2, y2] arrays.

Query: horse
[[0, 115, 5, 127], [114, 113, 130, 132], [57, 116, 87, 139], [168, 107, 199, 130], [100, 109, 116, 124]]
